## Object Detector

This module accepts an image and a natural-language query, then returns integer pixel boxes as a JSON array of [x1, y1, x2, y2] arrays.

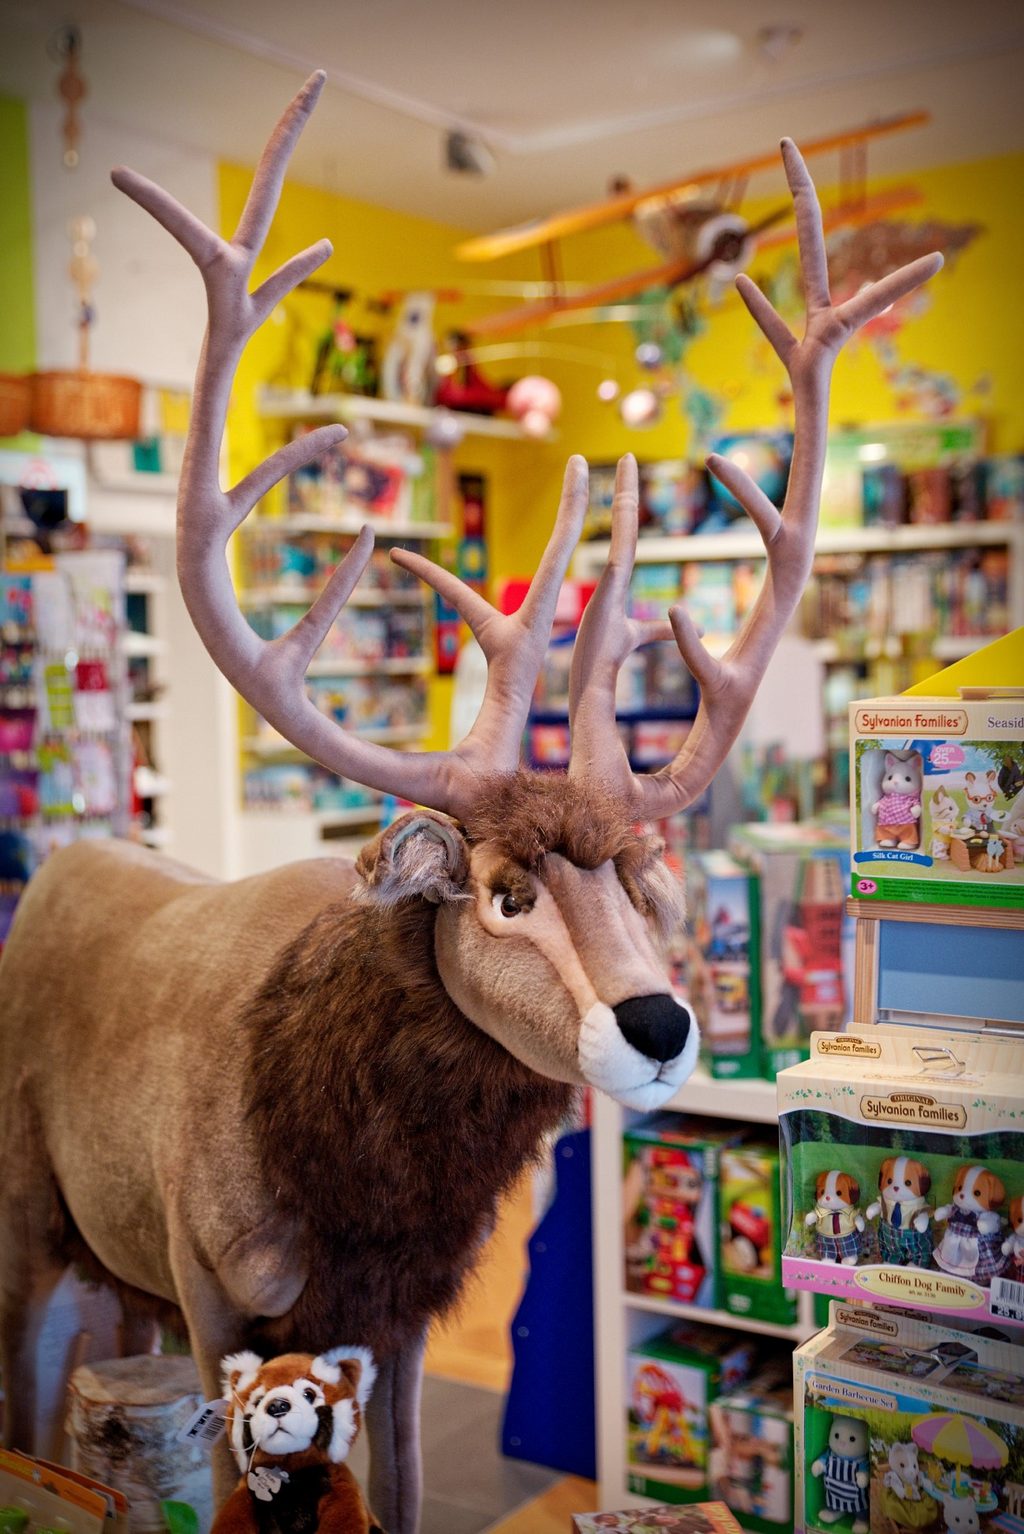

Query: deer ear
[[356, 811, 470, 906]]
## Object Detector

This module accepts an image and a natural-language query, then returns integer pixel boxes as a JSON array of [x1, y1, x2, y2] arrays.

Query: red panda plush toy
[[211, 1347, 382, 1534]]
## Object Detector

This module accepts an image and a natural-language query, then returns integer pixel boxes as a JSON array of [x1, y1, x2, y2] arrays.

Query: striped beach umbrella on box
[[912, 1412, 1008, 1495]]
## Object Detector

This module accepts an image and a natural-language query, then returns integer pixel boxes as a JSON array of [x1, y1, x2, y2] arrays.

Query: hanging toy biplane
[[456, 112, 929, 337]]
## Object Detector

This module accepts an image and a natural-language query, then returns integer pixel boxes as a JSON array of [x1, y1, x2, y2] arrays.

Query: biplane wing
[[456, 112, 929, 337], [455, 111, 928, 263], [464, 185, 923, 337]]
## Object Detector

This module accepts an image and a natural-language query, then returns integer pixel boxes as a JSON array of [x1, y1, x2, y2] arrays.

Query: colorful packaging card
[[627, 1322, 759, 1506], [728, 822, 852, 1076], [624, 1116, 746, 1309], [710, 1353, 794, 1531], [687, 850, 761, 1080], [573, 1502, 743, 1532], [794, 1303, 1024, 1534], [718, 1144, 797, 1327], [851, 694, 1024, 909], [779, 1027, 1024, 1328]]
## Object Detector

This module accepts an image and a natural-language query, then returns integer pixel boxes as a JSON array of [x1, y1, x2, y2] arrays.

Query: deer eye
[[495, 892, 522, 918]]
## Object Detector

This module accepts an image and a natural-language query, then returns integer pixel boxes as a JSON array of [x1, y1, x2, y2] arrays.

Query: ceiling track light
[[445, 129, 495, 177]]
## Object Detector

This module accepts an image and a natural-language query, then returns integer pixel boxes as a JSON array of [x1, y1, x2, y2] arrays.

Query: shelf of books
[[235, 393, 536, 865], [574, 427, 1024, 813]]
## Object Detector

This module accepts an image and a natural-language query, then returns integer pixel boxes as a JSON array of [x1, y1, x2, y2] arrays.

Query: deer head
[[112, 74, 941, 1111]]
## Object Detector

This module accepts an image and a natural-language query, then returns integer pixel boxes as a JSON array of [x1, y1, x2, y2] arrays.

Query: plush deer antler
[[568, 139, 943, 818], [112, 71, 586, 823]]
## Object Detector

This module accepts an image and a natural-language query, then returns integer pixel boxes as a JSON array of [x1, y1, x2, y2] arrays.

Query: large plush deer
[[0, 73, 940, 1534]]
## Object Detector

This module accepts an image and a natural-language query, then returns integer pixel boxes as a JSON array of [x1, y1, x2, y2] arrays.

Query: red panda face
[[1011, 1196, 1024, 1232], [222, 1347, 376, 1471]]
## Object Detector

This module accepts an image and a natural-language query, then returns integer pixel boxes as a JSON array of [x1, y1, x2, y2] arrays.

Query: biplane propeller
[[455, 112, 929, 338]]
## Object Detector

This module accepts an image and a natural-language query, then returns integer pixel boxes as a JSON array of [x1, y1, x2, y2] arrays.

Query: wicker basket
[[29, 369, 142, 440], [0, 373, 31, 437]]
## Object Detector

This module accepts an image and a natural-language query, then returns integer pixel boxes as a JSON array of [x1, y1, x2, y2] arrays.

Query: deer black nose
[[613, 994, 691, 1063], [266, 1396, 291, 1418]]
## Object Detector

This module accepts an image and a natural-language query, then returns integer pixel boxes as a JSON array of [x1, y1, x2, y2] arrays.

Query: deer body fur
[[0, 777, 678, 1531]]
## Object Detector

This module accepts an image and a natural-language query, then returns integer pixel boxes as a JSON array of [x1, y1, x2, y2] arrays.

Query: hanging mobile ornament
[[56, 24, 87, 169], [29, 25, 142, 440]]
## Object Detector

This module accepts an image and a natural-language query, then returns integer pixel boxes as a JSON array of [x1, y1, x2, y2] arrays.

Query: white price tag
[[177, 1398, 227, 1449], [990, 1275, 1024, 1323]]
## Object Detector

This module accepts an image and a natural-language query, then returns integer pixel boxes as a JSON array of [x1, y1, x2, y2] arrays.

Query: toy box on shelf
[[850, 693, 1024, 910], [794, 1302, 1024, 1534], [624, 1116, 745, 1309], [778, 1026, 1024, 1330], [719, 1144, 797, 1328], [727, 821, 854, 1076], [627, 1321, 759, 1508], [709, 1351, 795, 1532], [687, 851, 761, 1080], [573, 1503, 743, 1532]]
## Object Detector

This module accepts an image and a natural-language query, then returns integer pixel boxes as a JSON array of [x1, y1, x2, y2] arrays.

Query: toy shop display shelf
[[240, 585, 426, 609], [241, 724, 427, 756], [574, 520, 1024, 570], [624, 1289, 816, 1343], [665, 1068, 779, 1125], [304, 657, 431, 678], [250, 513, 454, 540], [592, 1088, 812, 1514], [257, 386, 549, 441]]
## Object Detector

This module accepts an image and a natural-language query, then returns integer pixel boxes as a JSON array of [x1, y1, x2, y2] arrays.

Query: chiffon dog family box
[[778, 1027, 1024, 1328], [794, 1303, 1024, 1534], [850, 694, 1024, 909]]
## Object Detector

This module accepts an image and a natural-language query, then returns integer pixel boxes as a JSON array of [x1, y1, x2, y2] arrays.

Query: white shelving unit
[[575, 519, 1024, 570], [592, 1087, 819, 1514], [240, 585, 425, 609], [257, 386, 545, 441], [122, 568, 173, 853], [236, 389, 545, 870], [574, 522, 1024, 665]]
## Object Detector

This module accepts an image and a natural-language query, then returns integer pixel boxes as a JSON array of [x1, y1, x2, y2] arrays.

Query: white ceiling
[[2, 0, 1023, 233]]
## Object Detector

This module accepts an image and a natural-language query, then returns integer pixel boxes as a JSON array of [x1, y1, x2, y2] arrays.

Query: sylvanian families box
[[718, 1143, 797, 1327], [850, 694, 1024, 909], [794, 1302, 1024, 1533], [778, 1027, 1024, 1329], [627, 1322, 759, 1507], [624, 1117, 746, 1308]]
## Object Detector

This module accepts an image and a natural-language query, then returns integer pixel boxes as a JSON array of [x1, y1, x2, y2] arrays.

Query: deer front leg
[[169, 1243, 251, 1511], [0, 1094, 68, 1453], [365, 1329, 427, 1534]]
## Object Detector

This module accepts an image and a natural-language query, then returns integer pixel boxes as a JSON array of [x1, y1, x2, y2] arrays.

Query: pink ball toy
[[506, 375, 562, 431]]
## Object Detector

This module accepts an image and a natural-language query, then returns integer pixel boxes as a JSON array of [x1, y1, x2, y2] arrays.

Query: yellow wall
[[498, 150, 1024, 575], [220, 150, 1024, 747], [218, 162, 531, 745]]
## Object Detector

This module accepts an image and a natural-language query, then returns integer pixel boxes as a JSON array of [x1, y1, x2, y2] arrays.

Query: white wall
[[29, 102, 239, 878]]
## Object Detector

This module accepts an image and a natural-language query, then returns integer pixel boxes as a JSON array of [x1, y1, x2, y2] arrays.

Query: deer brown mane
[[245, 890, 566, 1360], [247, 773, 636, 1355]]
